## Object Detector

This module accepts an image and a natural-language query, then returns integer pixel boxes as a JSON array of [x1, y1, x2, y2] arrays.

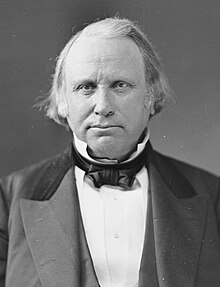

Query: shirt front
[[74, 134, 149, 287]]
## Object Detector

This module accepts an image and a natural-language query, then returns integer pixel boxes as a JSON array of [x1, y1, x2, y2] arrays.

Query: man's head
[[40, 17, 171, 160]]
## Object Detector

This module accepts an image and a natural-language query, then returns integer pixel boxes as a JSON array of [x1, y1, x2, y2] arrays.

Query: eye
[[77, 82, 96, 94], [112, 81, 131, 90]]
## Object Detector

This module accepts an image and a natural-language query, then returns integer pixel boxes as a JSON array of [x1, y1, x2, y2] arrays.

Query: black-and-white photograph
[[0, 1, 220, 286]]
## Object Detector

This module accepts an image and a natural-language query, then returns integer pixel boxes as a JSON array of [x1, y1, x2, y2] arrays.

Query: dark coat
[[0, 143, 220, 287]]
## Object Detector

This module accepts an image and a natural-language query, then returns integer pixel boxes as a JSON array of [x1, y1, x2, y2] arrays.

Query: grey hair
[[38, 17, 172, 127]]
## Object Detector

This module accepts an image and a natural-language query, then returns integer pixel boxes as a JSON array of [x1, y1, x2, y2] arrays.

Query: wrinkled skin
[[64, 36, 155, 161]]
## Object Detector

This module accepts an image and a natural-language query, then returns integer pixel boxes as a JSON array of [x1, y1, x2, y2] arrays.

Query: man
[[0, 17, 220, 287]]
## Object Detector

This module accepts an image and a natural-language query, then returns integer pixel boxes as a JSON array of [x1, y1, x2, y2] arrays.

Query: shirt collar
[[73, 130, 150, 164]]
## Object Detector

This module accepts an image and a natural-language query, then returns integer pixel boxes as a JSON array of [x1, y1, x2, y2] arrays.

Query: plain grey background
[[0, 0, 220, 177]]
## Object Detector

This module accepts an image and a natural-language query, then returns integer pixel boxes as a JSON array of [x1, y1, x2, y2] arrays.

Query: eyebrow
[[70, 79, 96, 90], [69, 76, 137, 86]]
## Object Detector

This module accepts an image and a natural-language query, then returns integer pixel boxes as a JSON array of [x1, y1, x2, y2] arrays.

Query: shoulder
[[152, 147, 220, 203], [0, 146, 73, 203]]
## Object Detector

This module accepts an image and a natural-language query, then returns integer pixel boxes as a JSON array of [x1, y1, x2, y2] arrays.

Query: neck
[[73, 129, 150, 164]]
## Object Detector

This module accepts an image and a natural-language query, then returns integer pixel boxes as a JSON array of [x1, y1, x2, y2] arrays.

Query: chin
[[89, 138, 126, 160]]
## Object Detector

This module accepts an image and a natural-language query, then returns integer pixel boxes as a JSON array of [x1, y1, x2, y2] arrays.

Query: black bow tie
[[72, 144, 148, 189]]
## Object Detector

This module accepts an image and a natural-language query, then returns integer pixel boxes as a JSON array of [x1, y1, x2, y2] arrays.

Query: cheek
[[68, 108, 83, 128], [67, 96, 82, 121], [125, 106, 149, 135], [125, 101, 147, 121], [66, 102, 91, 137]]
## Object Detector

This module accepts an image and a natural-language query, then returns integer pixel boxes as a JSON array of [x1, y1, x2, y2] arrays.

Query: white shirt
[[74, 134, 149, 287]]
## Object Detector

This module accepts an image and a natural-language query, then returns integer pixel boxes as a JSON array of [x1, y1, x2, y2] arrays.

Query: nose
[[93, 88, 114, 117]]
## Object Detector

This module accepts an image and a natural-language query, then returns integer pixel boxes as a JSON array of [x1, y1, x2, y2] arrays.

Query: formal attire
[[74, 133, 150, 287], [0, 142, 220, 287]]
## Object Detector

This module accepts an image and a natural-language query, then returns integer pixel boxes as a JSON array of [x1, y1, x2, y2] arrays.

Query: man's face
[[64, 36, 154, 160]]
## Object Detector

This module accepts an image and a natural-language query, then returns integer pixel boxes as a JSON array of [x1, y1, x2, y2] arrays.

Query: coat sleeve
[[0, 179, 9, 287], [200, 169, 220, 238], [214, 178, 220, 237]]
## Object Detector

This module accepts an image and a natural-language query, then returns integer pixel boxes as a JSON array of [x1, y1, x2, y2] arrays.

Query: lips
[[91, 125, 118, 129], [89, 122, 125, 130]]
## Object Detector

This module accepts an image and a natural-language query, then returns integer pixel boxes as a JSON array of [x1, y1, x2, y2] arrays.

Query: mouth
[[90, 124, 121, 129], [88, 125, 123, 134]]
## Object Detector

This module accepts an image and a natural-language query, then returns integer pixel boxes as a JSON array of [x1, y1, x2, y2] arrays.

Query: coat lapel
[[148, 154, 208, 287], [20, 143, 213, 287], [20, 168, 81, 287], [139, 191, 159, 286]]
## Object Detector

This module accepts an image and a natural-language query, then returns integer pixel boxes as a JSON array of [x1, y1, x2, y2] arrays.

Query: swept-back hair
[[39, 17, 172, 127]]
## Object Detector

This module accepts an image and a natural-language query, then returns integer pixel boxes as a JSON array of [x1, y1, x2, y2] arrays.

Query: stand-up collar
[[73, 130, 150, 164]]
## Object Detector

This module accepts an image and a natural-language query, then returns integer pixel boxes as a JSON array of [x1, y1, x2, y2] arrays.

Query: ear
[[57, 100, 69, 118], [149, 101, 155, 116], [144, 88, 155, 116]]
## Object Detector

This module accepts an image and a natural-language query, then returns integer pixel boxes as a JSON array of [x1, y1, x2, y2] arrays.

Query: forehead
[[64, 36, 145, 81]]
